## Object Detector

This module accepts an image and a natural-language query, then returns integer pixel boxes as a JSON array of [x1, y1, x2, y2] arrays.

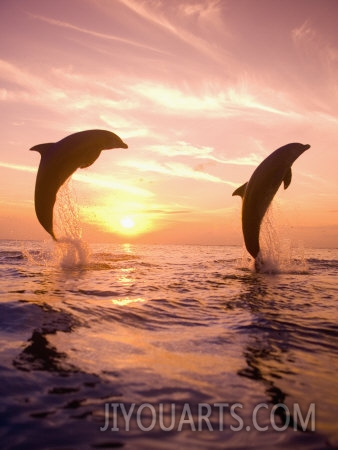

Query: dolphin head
[[289, 142, 310, 154], [278, 142, 310, 165], [99, 130, 128, 150]]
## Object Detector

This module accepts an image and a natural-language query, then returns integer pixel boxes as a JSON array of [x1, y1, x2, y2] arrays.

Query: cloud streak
[[146, 141, 262, 166], [28, 12, 166, 54], [119, 159, 237, 186], [118, 0, 228, 63], [73, 172, 153, 197], [0, 162, 36, 173], [130, 81, 294, 118], [0, 161, 152, 197]]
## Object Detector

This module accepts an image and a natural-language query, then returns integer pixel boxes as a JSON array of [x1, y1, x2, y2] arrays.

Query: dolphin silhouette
[[30, 129, 128, 240], [232, 142, 310, 265]]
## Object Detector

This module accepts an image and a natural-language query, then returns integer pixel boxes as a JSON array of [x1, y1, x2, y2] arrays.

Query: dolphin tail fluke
[[283, 168, 292, 189], [232, 182, 248, 198]]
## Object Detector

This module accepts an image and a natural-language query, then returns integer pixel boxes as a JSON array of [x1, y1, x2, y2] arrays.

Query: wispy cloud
[[208, 154, 262, 166], [99, 114, 152, 139], [0, 59, 136, 114], [292, 19, 338, 69], [0, 161, 152, 197], [0, 59, 80, 128], [143, 208, 191, 215], [0, 59, 66, 105], [118, 0, 227, 62], [292, 20, 316, 44], [119, 159, 236, 186], [147, 141, 214, 157], [73, 172, 153, 197], [28, 12, 166, 54], [0, 162, 36, 173], [0, 59, 142, 139], [131, 81, 291, 118], [146, 141, 262, 166], [291, 19, 338, 112]]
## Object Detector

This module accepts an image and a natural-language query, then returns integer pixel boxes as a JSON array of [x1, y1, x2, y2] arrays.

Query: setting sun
[[120, 216, 135, 229]]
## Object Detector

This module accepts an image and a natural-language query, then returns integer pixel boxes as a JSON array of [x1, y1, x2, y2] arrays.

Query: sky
[[0, 0, 337, 247]]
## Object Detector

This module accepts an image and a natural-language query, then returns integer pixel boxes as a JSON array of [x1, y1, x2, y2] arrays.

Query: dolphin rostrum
[[30, 129, 128, 240], [232, 142, 310, 265]]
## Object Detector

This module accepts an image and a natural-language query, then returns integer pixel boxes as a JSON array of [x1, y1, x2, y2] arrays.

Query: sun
[[120, 216, 135, 229]]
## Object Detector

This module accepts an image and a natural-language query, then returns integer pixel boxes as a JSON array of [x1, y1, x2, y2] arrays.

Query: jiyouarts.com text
[[100, 402, 315, 432]]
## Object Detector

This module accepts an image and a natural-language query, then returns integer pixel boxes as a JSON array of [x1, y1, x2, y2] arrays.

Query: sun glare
[[120, 216, 135, 229], [82, 202, 152, 237]]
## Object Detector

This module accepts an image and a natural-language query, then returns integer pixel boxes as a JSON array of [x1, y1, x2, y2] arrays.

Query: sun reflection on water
[[111, 297, 145, 306], [117, 267, 135, 286]]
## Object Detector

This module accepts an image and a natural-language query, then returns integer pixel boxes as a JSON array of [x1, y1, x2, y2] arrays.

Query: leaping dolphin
[[232, 142, 310, 267], [30, 129, 128, 240]]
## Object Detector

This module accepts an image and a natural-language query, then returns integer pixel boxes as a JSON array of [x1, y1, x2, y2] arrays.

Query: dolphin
[[232, 142, 310, 266], [30, 129, 128, 240]]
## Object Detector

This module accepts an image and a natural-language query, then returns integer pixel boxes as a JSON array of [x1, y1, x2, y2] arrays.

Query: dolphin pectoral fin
[[232, 182, 248, 198], [283, 168, 292, 189], [79, 150, 101, 169], [30, 143, 54, 154], [80, 161, 94, 169]]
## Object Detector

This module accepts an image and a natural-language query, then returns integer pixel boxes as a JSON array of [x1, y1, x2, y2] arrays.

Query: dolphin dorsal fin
[[232, 182, 248, 198], [30, 143, 54, 154], [283, 168, 292, 189]]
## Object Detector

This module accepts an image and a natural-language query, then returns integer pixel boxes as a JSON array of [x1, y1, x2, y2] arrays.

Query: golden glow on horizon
[[86, 205, 153, 237], [115, 213, 151, 236], [78, 193, 155, 237]]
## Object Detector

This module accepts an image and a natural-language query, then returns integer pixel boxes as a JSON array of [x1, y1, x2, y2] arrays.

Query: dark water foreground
[[0, 240, 337, 449]]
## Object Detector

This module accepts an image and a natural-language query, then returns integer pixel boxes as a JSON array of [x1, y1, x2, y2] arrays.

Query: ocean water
[[0, 239, 337, 449]]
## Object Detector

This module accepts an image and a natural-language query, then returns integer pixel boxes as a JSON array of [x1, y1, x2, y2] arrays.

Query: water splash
[[52, 179, 90, 268], [238, 202, 308, 274], [260, 203, 308, 274], [54, 179, 82, 241], [21, 240, 55, 267], [55, 238, 89, 268]]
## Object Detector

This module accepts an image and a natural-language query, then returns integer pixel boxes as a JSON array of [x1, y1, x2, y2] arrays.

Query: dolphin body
[[232, 142, 310, 266], [30, 129, 128, 240]]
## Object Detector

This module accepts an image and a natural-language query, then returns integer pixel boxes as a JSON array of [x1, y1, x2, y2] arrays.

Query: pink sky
[[0, 0, 337, 247]]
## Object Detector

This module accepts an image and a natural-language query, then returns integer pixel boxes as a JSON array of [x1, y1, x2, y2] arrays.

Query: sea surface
[[0, 239, 337, 449]]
